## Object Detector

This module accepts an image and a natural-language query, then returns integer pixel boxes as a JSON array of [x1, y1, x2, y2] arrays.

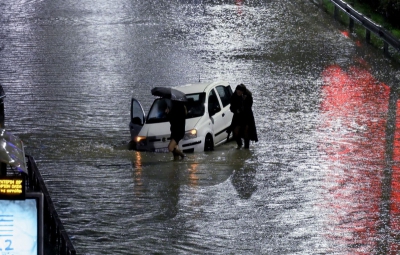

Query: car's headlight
[[135, 136, 147, 143], [184, 129, 197, 140]]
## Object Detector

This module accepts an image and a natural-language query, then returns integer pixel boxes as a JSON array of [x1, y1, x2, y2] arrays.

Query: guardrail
[[315, 0, 400, 56], [26, 155, 76, 255]]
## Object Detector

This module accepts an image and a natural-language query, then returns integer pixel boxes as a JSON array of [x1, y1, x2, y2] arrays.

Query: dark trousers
[[234, 125, 250, 148]]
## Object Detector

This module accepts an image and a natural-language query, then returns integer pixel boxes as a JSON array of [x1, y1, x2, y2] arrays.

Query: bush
[[358, 0, 379, 9], [383, 0, 400, 27], [355, 0, 400, 28]]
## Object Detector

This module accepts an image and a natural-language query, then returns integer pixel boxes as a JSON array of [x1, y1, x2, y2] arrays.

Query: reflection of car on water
[[130, 81, 234, 153]]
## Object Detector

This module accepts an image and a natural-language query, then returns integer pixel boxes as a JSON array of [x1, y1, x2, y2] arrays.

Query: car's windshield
[[146, 98, 171, 124], [146, 93, 205, 124]]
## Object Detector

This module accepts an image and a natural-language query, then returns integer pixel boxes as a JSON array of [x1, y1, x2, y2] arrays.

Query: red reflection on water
[[341, 30, 350, 38], [236, 0, 243, 15], [320, 64, 390, 253], [340, 31, 363, 47]]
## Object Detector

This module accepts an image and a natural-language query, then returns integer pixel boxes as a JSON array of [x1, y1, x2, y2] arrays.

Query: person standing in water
[[229, 84, 258, 149], [166, 100, 186, 160]]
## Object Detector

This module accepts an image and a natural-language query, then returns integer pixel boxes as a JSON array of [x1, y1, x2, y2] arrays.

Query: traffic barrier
[[26, 155, 76, 255]]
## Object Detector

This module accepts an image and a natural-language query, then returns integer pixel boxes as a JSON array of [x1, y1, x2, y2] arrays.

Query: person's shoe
[[236, 138, 243, 149], [177, 151, 185, 159], [174, 148, 185, 159], [172, 149, 179, 160], [244, 140, 250, 149]]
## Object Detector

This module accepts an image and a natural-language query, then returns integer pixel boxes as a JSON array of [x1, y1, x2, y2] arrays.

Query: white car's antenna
[[199, 74, 201, 82]]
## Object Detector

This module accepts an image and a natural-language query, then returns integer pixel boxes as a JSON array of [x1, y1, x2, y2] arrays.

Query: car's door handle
[[222, 113, 225, 117]]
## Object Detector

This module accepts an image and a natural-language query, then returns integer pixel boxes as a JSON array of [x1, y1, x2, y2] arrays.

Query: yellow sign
[[0, 177, 25, 199]]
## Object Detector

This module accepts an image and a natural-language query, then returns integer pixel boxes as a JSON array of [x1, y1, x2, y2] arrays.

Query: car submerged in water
[[129, 81, 234, 153]]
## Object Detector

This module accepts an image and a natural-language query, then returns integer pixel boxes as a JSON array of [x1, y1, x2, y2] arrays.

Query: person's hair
[[236, 83, 251, 96], [236, 84, 246, 92]]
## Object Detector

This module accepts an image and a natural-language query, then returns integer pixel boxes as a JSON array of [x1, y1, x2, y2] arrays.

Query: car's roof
[[175, 80, 229, 94]]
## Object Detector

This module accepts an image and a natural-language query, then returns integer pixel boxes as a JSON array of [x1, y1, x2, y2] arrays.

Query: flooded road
[[1, 0, 400, 254]]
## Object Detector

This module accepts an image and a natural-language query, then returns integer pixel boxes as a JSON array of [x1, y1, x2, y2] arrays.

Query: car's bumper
[[135, 136, 204, 153], [181, 138, 204, 153]]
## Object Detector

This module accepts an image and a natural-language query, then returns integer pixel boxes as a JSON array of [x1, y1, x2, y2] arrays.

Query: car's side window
[[131, 100, 144, 125], [186, 93, 205, 119], [215, 85, 232, 108], [208, 89, 221, 116]]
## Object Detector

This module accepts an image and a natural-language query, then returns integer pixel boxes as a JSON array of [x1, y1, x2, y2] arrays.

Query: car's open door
[[129, 98, 146, 142]]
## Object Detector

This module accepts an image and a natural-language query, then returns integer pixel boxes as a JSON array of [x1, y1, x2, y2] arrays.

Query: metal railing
[[314, 0, 400, 56], [26, 155, 76, 255]]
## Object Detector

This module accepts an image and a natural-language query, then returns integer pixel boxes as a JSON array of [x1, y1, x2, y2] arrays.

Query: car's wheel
[[204, 134, 214, 151]]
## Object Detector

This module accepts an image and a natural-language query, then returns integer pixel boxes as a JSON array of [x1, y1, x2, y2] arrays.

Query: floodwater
[[1, 0, 400, 254]]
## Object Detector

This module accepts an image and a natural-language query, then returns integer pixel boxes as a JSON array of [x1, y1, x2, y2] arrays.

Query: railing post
[[334, 5, 339, 20], [384, 41, 389, 56], [349, 17, 354, 32], [366, 29, 371, 43]]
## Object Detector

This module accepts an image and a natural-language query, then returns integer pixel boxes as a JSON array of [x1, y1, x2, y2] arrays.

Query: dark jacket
[[229, 90, 258, 142], [168, 101, 186, 143]]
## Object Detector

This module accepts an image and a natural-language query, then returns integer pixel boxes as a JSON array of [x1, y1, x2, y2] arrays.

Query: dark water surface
[[1, 0, 400, 254]]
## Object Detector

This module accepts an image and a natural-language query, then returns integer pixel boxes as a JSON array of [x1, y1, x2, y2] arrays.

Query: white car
[[129, 80, 234, 153]]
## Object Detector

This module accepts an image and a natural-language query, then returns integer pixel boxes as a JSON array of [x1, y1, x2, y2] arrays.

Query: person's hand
[[165, 108, 170, 114]]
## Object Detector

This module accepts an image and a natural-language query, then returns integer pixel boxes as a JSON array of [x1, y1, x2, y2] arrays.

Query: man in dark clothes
[[166, 100, 186, 160], [229, 84, 258, 149]]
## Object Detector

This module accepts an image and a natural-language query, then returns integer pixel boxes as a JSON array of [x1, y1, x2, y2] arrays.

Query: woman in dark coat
[[229, 84, 258, 149], [166, 100, 186, 160]]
